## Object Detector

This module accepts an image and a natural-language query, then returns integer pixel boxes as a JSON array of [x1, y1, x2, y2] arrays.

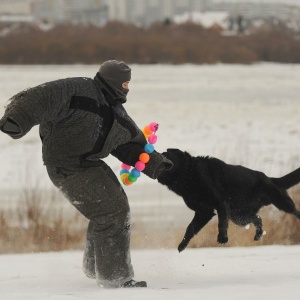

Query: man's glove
[[153, 155, 173, 179], [143, 153, 173, 179]]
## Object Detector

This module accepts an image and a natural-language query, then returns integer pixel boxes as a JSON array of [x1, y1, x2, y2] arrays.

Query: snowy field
[[1, 246, 300, 300], [0, 63, 300, 225], [0, 64, 300, 298]]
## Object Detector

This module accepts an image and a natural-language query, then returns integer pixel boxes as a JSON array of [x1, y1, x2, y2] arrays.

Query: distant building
[[209, 1, 299, 21], [0, 0, 299, 29], [107, 0, 209, 26], [33, 0, 108, 26], [0, 0, 34, 15], [107, 0, 300, 27], [173, 11, 229, 31], [0, 0, 34, 25]]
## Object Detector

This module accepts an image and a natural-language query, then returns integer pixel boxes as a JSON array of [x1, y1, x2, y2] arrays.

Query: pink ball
[[149, 122, 158, 132], [148, 134, 157, 144], [121, 163, 131, 170], [135, 161, 145, 171]]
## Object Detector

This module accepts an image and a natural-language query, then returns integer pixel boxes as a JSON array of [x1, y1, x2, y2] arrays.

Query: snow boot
[[122, 279, 147, 288]]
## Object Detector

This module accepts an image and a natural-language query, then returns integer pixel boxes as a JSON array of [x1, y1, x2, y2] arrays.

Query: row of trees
[[0, 21, 300, 64]]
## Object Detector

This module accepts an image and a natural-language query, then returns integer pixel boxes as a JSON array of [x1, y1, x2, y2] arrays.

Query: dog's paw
[[217, 234, 228, 244], [254, 234, 262, 241], [254, 229, 264, 241], [178, 241, 188, 253]]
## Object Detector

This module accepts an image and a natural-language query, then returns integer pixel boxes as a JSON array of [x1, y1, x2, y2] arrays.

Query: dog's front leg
[[178, 210, 215, 252], [216, 204, 229, 244]]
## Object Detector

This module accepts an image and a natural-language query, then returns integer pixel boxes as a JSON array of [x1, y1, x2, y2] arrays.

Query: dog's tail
[[271, 168, 300, 189]]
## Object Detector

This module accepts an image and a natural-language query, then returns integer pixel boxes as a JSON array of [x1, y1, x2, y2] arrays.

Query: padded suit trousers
[[46, 161, 134, 288]]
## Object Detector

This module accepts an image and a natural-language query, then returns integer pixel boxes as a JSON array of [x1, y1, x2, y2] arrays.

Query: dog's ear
[[167, 148, 181, 153], [165, 149, 185, 162]]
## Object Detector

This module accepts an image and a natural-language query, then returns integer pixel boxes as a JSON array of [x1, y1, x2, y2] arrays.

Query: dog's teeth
[[263, 231, 266, 235], [245, 224, 250, 229]]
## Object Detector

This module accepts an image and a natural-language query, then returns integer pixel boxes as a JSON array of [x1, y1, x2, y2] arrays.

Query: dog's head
[[162, 148, 192, 171], [158, 148, 192, 187]]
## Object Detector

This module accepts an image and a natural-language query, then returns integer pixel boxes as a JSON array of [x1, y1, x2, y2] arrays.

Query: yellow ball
[[120, 173, 128, 181]]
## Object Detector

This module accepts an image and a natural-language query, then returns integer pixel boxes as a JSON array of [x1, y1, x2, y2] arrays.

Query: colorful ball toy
[[120, 122, 159, 186]]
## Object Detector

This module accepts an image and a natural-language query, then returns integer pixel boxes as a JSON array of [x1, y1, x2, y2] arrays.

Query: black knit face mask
[[116, 81, 129, 103], [99, 60, 131, 96], [107, 79, 129, 101], [121, 81, 129, 95], [114, 88, 128, 104]]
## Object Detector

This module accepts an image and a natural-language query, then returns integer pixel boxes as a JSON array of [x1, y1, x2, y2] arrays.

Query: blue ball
[[144, 143, 154, 154], [131, 168, 141, 178], [120, 169, 130, 175]]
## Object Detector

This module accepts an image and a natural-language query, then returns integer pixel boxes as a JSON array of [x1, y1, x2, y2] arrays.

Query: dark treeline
[[0, 21, 300, 64]]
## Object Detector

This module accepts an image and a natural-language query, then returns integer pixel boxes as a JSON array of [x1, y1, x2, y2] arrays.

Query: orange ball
[[143, 126, 153, 135], [142, 130, 150, 138], [139, 152, 150, 163], [124, 176, 133, 185]]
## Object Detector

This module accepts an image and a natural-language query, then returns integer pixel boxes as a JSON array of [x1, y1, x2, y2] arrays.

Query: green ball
[[128, 174, 138, 182]]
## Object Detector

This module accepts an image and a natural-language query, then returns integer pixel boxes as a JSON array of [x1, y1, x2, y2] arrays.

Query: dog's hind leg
[[271, 188, 300, 219], [178, 210, 215, 253], [294, 211, 300, 219], [252, 215, 263, 241], [231, 213, 264, 241]]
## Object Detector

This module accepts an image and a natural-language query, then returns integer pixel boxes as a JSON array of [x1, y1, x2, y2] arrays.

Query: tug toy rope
[[120, 122, 159, 186]]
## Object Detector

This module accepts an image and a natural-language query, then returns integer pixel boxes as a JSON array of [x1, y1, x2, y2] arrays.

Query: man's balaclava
[[98, 60, 131, 103]]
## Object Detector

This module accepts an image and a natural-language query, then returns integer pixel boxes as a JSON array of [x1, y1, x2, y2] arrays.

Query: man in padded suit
[[0, 60, 172, 288]]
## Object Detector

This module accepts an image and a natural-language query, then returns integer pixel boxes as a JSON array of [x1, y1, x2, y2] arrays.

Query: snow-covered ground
[[1, 246, 300, 300], [0, 64, 300, 298], [0, 63, 300, 224]]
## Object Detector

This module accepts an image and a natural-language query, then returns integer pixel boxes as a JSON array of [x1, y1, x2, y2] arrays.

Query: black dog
[[157, 148, 300, 252]]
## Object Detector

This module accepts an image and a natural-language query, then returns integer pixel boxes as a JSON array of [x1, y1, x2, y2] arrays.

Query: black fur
[[158, 148, 300, 252]]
